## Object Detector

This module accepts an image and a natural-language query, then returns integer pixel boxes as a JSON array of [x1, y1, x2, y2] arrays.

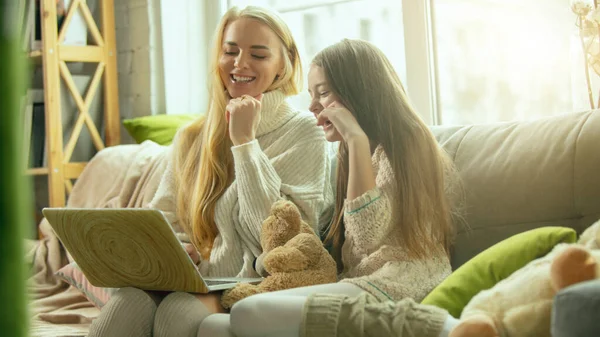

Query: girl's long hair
[[314, 39, 464, 265]]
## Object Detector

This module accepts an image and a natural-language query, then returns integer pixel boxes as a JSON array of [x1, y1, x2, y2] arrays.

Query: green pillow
[[421, 226, 577, 318], [122, 114, 199, 145]]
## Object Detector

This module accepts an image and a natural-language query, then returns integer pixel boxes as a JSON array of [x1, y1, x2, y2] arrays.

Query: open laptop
[[42, 208, 262, 293]]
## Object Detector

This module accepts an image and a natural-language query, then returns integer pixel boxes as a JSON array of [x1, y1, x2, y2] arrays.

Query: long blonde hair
[[174, 6, 302, 259], [315, 39, 463, 265]]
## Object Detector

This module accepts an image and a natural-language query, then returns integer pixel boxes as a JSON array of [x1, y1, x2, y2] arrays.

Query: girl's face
[[219, 18, 284, 98], [308, 64, 343, 142]]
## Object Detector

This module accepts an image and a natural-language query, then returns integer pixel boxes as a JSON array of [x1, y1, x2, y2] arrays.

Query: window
[[227, 0, 407, 111], [223, 0, 584, 125], [432, 0, 580, 124]]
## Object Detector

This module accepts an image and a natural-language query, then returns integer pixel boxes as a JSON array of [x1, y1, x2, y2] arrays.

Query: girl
[[88, 6, 331, 337], [229, 38, 464, 337]]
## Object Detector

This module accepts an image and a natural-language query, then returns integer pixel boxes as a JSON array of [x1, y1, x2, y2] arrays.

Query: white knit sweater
[[148, 90, 331, 278]]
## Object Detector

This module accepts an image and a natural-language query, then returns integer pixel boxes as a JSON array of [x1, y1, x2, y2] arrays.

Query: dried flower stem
[[594, 1, 600, 108], [579, 16, 596, 109]]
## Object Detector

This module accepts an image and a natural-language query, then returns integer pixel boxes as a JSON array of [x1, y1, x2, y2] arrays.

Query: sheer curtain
[[432, 0, 587, 125]]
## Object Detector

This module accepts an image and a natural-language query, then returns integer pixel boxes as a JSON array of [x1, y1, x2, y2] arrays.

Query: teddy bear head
[[260, 200, 304, 252]]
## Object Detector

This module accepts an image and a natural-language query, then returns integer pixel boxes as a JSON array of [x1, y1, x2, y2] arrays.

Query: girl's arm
[[346, 134, 376, 200], [317, 101, 392, 251], [343, 149, 395, 252]]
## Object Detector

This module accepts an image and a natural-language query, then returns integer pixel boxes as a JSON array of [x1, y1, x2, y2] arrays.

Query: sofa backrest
[[431, 110, 600, 269]]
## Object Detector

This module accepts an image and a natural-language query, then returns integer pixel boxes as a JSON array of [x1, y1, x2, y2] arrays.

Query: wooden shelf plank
[[28, 50, 42, 65], [29, 50, 42, 58], [25, 168, 49, 176], [59, 45, 104, 63], [24, 163, 86, 180], [30, 45, 105, 64], [64, 162, 87, 179]]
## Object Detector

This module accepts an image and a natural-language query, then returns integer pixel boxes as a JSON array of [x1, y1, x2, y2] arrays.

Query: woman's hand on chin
[[227, 94, 264, 146]]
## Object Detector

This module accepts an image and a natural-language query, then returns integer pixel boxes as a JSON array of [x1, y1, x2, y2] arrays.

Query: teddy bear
[[220, 200, 338, 309], [449, 220, 600, 337]]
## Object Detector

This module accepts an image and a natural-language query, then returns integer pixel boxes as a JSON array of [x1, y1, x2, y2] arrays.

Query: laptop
[[42, 208, 262, 293]]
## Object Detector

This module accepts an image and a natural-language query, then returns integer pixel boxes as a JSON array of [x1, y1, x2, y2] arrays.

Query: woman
[[88, 6, 331, 337], [229, 39, 464, 337]]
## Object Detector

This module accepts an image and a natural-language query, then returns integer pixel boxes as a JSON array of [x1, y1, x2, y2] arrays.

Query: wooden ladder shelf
[[27, 0, 120, 207]]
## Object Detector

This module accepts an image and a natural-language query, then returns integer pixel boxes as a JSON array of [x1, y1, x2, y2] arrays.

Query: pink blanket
[[27, 141, 169, 336]]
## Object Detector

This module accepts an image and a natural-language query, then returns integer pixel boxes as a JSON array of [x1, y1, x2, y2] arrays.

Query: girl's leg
[[197, 314, 236, 337], [153, 292, 212, 337], [260, 282, 364, 297], [231, 295, 308, 337], [230, 283, 364, 337], [88, 287, 163, 337]]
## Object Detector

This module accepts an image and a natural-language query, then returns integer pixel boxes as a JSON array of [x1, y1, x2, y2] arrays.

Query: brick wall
[[114, 0, 165, 143]]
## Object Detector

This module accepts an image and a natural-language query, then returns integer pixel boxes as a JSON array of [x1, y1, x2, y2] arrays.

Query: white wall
[[114, 0, 165, 121]]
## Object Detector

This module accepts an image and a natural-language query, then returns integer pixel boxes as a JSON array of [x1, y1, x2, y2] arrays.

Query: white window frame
[[401, 0, 438, 125]]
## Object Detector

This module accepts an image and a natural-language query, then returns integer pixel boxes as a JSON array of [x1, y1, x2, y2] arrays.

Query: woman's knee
[[154, 292, 211, 337], [88, 287, 157, 337], [105, 287, 160, 315]]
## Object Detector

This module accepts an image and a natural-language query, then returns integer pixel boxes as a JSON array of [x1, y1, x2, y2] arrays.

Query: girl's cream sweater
[[339, 146, 452, 302]]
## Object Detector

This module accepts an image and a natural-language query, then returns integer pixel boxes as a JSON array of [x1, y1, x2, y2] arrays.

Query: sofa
[[27, 109, 600, 336], [431, 109, 600, 335], [123, 109, 600, 267], [431, 109, 600, 269]]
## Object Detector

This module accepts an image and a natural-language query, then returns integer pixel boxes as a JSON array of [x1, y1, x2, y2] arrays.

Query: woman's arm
[[147, 144, 191, 243]]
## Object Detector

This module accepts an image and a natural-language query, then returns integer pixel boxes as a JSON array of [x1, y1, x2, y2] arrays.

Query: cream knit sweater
[[148, 90, 330, 278], [339, 146, 452, 302]]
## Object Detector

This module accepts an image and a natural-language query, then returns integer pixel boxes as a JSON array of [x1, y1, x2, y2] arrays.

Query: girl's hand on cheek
[[317, 101, 367, 143]]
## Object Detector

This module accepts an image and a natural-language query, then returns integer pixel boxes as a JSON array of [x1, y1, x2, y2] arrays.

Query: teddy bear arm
[[263, 246, 309, 273], [221, 283, 265, 310]]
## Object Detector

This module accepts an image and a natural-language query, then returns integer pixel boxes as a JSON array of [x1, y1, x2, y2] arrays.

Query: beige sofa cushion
[[431, 110, 600, 269]]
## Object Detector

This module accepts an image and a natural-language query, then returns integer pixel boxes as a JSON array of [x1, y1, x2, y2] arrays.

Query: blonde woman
[[88, 6, 330, 337], [229, 39, 464, 337]]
